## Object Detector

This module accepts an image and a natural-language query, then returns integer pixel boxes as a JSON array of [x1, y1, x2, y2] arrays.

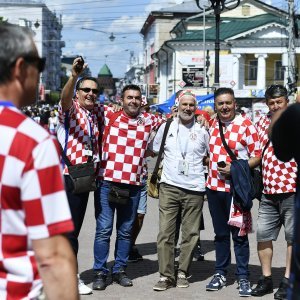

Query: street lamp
[[81, 27, 115, 41], [195, 0, 240, 88]]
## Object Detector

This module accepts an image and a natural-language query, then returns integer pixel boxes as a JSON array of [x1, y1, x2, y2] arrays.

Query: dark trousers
[[206, 188, 250, 280], [64, 175, 89, 257]]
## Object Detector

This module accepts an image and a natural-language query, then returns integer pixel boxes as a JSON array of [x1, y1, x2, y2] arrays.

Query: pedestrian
[[251, 85, 297, 299], [48, 109, 59, 134], [92, 84, 163, 290], [271, 102, 300, 300], [205, 87, 261, 297], [151, 90, 209, 291], [57, 57, 104, 295], [0, 23, 78, 300]]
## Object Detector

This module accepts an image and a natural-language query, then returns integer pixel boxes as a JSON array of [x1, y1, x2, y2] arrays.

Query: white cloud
[[108, 15, 144, 33], [145, 0, 183, 12], [74, 40, 99, 52]]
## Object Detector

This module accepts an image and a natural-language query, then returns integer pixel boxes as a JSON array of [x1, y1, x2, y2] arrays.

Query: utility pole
[[287, 0, 297, 99]]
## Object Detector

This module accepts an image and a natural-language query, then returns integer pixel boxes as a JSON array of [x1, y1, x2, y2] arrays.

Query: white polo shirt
[[151, 117, 209, 192]]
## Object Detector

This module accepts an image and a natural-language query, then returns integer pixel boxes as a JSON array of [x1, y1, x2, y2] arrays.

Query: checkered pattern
[[0, 106, 73, 299], [206, 115, 261, 192], [99, 110, 162, 185], [256, 115, 297, 194], [58, 100, 104, 174]]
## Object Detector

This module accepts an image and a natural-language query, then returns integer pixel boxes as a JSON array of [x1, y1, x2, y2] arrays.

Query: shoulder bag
[[147, 117, 173, 198], [61, 111, 97, 194]]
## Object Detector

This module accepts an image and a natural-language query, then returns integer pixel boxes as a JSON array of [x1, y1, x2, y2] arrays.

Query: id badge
[[178, 160, 189, 176], [83, 149, 93, 157]]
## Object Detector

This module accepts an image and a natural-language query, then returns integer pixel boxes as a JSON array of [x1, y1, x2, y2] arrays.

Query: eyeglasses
[[23, 55, 46, 73], [78, 87, 99, 94]]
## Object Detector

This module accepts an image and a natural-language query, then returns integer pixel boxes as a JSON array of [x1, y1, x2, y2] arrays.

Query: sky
[[42, 0, 298, 78]]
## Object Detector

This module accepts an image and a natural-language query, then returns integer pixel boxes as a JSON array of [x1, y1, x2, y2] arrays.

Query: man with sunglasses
[[0, 24, 78, 299], [251, 85, 297, 299], [57, 58, 104, 295]]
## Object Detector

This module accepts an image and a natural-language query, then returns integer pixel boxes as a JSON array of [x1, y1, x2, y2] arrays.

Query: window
[[249, 60, 257, 80], [242, 5, 251, 16], [275, 61, 284, 80]]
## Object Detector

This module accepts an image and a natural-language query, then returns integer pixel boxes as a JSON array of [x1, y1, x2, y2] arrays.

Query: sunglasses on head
[[78, 87, 99, 94], [23, 55, 46, 73]]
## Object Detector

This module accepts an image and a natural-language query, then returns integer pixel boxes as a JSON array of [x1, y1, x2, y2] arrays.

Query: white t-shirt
[[151, 118, 209, 192]]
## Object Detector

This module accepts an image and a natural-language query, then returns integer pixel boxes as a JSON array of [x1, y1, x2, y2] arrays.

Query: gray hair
[[0, 23, 35, 84]]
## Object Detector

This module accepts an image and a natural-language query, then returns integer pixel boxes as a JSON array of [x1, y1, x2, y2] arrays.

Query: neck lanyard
[[85, 111, 95, 153], [176, 119, 194, 160], [0, 101, 15, 108]]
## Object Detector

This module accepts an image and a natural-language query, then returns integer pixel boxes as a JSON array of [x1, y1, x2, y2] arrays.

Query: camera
[[75, 56, 84, 73]]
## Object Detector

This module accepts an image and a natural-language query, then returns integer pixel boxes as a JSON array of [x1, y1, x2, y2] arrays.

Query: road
[[78, 160, 287, 299]]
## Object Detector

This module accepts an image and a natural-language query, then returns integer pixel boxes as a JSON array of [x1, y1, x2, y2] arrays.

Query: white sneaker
[[78, 276, 92, 295]]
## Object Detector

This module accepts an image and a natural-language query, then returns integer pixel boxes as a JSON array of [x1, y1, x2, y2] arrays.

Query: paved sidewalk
[[78, 189, 287, 300]]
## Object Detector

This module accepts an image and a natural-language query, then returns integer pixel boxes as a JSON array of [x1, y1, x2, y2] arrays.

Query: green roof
[[98, 64, 113, 77], [173, 14, 287, 42]]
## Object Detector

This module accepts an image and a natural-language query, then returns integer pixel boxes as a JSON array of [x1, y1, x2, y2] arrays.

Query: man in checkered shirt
[[0, 24, 78, 300], [57, 58, 104, 295], [92, 84, 163, 290], [271, 102, 300, 300], [251, 85, 297, 299], [205, 88, 261, 297]]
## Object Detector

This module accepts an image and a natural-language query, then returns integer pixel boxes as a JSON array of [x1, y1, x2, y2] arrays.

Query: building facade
[[0, 0, 65, 96], [141, 0, 299, 108]]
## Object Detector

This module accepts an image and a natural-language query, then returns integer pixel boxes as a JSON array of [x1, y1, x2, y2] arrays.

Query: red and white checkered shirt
[[206, 114, 261, 192], [99, 110, 163, 185], [256, 114, 297, 194], [0, 104, 73, 300], [57, 100, 104, 174]]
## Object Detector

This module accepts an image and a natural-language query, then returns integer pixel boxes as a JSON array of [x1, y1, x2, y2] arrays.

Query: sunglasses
[[23, 55, 46, 73], [78, 87, 99, 94]]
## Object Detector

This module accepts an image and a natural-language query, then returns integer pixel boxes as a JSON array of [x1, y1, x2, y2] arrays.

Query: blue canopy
[[151, 93, 214, 113]]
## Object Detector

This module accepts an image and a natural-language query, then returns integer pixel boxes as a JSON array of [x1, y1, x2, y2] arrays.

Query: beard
[[178, 110, 194, 123]]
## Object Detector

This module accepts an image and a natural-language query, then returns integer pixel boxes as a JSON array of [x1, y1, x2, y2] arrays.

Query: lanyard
[[177, 120, 193, 160], [86, 111, 95, 153], [0, 101, 15, 108]]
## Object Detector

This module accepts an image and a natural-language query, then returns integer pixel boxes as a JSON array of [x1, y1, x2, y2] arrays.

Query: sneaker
[[112, 269, 133, 287], [206, 273, 226, 291], [238, 279, 252, 297], [92, 271, 107, 291], [274, 277, 289, 300], [176, 271, 189, 288], [78, 275, 92, 295], [251, 275, 273, 296], [193, 245, 205, 261], [128, 247, 143, 263], [153, 277, 175, 291]]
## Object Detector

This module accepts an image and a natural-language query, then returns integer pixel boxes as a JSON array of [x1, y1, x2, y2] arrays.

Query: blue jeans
[[93, 180, 141, 274], [206, 188, 250, 280]]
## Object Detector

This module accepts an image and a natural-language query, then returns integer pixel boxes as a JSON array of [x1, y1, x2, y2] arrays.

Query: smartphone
[[217, 161, 226, 168], [75, 56, 84, 72]]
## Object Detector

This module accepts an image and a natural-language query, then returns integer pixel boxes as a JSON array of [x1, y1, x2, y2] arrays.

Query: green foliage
[[0, 17, 8, 23], [48, 91, 60, 105]]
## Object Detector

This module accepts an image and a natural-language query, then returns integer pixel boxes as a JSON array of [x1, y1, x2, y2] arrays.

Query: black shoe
[[128, 247, 143, 263], [112, 269, 133, 287], [274, 277, 289, 300], [193, 245, 205, 261], [251, 275, 273, 297], [92, 271, 107, 290]]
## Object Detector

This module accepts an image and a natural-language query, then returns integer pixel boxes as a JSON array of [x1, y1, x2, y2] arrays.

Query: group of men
[[0, 23, 299, 300]]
